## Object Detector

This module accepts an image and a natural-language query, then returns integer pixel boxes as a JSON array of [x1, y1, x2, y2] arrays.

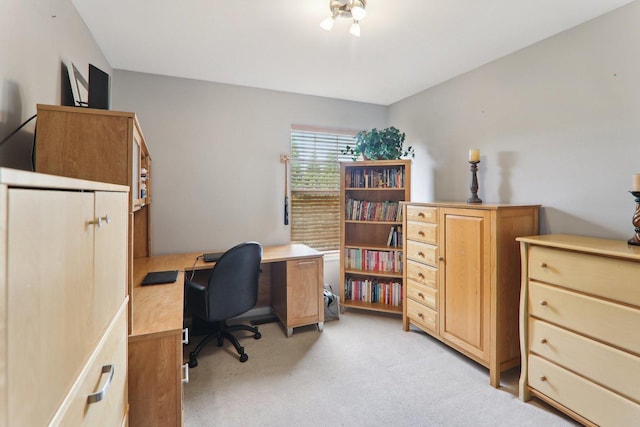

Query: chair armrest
[[185, 280, 209, 320]]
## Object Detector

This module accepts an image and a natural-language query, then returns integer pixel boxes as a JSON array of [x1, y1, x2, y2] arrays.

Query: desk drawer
[[528, 281, 640, 355], [406, 240, 437, 265], [406, 222, 438, 245], [54, 305, 128, 426], [528, 245, 640, 306], [407, 298, 438, 333], [528, 355, 640, 426], [529, 318, 640, 402], [406, 259, 437, 289], [406, 205, 437, 223], [406, 280, 437, 310]]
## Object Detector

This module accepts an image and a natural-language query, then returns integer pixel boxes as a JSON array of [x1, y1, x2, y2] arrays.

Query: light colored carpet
[[183, 310, 578, 426]]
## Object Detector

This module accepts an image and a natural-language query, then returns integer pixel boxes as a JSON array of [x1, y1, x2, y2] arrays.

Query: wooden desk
[[128, 243, 324, 427]]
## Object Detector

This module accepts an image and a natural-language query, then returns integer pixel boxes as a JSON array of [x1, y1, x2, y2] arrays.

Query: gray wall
[[0, 0, 111, 170], [112, 71, 387, 255], [390, 1, 640, 240]]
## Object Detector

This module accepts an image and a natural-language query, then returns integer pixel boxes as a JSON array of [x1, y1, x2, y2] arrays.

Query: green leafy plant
[[342, 126, 415, 161]]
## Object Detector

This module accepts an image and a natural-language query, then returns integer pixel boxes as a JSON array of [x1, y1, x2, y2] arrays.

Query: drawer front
[[55, 304, 128, 426], [529, 318, 640, 402], [406, 205, 437, 223], [528, 245, 640, 307], [528, 355, 640, 426], [406, 280, 437, 310], [407, 298, 438, 333], [528, 281, 640, 355], [406, 222, 438, 245], [406, 240, 437, 265], [406, 260, 437, 289]]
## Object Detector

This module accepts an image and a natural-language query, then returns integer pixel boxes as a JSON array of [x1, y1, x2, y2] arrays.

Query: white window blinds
[[290, 127, 356, 251]]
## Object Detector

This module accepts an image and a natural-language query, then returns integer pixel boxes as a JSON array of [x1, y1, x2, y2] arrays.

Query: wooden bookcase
[[340, 160, 411, 314], [34, 104, 152, 332]]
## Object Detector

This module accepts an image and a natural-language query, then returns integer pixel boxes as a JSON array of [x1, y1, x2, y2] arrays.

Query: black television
[[88, 64, 111, 109]]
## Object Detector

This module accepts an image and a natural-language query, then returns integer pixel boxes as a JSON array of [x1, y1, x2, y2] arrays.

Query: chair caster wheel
[[189, 358, 198, 368], [239, 353, 248, 362], [254, 332, 261, 339]]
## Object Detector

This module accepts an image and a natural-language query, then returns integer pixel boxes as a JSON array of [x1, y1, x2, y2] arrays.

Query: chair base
[[188, 320, 261, 367]]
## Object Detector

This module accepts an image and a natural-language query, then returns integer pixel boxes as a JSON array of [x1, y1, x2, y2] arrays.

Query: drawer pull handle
[[418, 212, 425, 218], [540, 338, 548, 344], [539, 300, 548, 306], [87, 364, 115, 404], [418, 292, 425, 299], [182, 327, 189, 345], [540, 376, 547, 382], [418, 273, 425, 278], [418, 313, 424, 319], [418, 231, 425, 236], [182, 363, 190, 384], [418, 251, 425, 257], [539, 262, 548, 268]]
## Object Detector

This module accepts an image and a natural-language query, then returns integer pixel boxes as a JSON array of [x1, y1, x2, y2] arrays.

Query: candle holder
[[628, 191, 640, 246], [467, 160, 482, 204]]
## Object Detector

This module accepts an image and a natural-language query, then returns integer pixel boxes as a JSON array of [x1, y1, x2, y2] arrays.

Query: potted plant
[[342, 126, 415, 161]]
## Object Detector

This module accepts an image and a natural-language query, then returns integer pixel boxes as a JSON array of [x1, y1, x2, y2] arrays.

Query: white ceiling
[[71, 0, 635, 106]]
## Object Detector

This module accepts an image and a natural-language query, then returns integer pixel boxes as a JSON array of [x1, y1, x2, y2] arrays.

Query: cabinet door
[[93, 191, 128, 339], [287, 258, 323, 326], [7, 189, 94, 426], [440, 209, 491, 362]]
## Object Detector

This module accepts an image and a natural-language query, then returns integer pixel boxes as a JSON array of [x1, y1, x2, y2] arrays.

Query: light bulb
[[320, 15, 335, 31], [350, 20, 360, 37], [351, 3, 366, 21]]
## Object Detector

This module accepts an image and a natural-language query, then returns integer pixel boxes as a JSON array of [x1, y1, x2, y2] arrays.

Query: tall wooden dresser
[[402, 202, 539, 387], [518, 234, 640, 426], [0, 168, 129, 426]]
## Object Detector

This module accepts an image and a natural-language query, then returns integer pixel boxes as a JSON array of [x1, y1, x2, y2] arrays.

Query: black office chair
[[185, 242, 263, 366]]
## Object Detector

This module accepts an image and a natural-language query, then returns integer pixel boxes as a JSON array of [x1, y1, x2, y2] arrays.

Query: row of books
[[387, 225, 402, 247], [345, 167, 406, 189], [345, 198, 402, 222], [344, 248, 403, 273], [344, 278, 403, 306]]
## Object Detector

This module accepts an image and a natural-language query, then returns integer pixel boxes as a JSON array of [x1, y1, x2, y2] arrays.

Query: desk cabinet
[[0, 169, 129, 426], [518, 234, 640, 426], [403, 202, 539, 387], [272, 257, 324, 337]]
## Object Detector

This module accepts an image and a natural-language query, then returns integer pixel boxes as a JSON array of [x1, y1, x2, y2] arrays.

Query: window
[[290, 126, 356, 251]]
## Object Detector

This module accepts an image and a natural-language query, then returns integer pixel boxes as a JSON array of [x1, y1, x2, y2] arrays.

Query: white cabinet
[[0, 168, 129, 426]]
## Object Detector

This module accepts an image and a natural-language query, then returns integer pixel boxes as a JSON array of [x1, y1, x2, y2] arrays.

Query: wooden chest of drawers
[[518, 234, 640, 426], [403, 202, 539, 387]]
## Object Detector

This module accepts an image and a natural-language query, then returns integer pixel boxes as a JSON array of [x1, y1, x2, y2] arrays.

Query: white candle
[[633, 174, 640, 191], [469, 149, 480, 162]]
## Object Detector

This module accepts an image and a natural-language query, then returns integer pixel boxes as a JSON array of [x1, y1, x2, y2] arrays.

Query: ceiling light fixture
[[320, 0, 367, 37]]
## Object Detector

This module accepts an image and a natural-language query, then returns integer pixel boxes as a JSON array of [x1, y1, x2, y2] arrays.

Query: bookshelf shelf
[[340, 160, 411, 314]]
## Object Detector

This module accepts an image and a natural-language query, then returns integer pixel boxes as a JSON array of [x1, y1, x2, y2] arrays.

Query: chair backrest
[[207, 241, 263, 321]]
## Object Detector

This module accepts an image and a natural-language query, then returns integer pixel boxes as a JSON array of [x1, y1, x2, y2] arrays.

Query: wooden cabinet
[[518, 234, 640, 426], [35, 104, 152, 332], [403, 202, 539, 387], [271, 254, 324, 337], [0, 168, 129, 426], [340, 160, 411, 314]]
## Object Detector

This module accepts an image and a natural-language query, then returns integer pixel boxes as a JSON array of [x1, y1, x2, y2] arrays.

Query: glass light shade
[[351, 5, 366, 21], [350, 21, 361, 37], [320, 16, 335, 31]]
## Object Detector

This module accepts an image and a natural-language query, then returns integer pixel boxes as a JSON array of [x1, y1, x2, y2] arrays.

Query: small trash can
[[323, 284, 340, 321]]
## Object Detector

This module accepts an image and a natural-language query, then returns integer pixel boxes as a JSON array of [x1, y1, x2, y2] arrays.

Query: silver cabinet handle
[[182, 363, 189, 384], [87, 364, 115, 404], [182, 327, 189, 345], [89, 214, 111, 228]]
